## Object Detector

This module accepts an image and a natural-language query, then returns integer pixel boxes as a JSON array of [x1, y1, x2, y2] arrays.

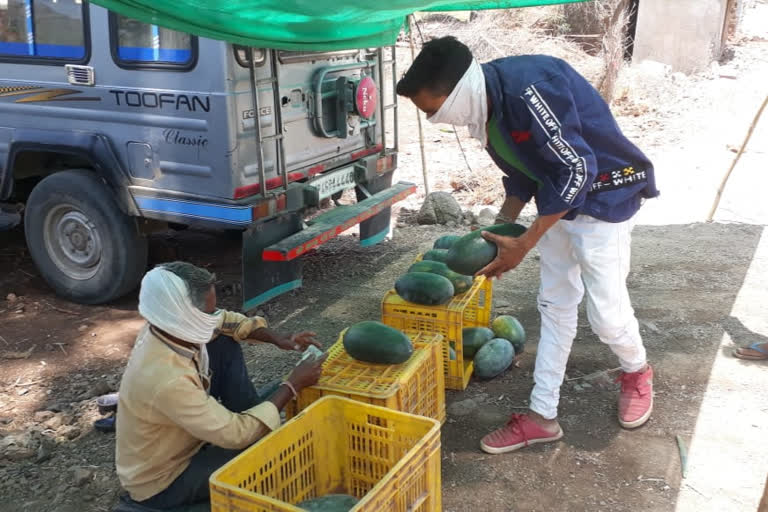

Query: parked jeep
[[0, 0, 410, 310]]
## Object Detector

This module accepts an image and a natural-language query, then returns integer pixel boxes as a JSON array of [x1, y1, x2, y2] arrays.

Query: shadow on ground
[[0, 222, 764, 512]]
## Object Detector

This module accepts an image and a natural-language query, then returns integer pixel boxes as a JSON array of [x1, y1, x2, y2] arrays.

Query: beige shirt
[[116, 311, 279, 502]]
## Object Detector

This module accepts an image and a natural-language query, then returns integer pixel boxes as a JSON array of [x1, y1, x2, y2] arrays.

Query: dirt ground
[[1, 3, 768, 512]]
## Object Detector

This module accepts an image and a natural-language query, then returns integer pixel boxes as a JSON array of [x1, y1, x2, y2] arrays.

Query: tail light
[[251, 194, 287, 220], [376, 154, 394, 174]]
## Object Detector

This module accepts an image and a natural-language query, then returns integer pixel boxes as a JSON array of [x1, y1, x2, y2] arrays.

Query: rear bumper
[[262, 180, 415, 261], [241, 179, 414, 310]]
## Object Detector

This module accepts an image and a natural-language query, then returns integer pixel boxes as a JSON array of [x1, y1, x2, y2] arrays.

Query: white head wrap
[[138, 267, 222, 375], [427, 58, 488, 146]]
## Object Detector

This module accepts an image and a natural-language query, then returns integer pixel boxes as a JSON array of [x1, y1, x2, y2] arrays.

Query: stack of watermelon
[[394, 225, 527, 305], [465, 316, 526, 379], [393, 234, 471, 306]]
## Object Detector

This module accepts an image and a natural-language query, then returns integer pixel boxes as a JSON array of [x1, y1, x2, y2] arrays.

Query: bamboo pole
[[707, 95, 768, 222], [407, 14, 430, 196]]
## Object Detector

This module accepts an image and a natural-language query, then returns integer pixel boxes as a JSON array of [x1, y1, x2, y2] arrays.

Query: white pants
[[529, 215, 647, 420]]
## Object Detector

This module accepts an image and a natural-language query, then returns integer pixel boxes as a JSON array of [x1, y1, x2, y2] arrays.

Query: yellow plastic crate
[[210, 396, 442, 512], [285, 331, 445, 424], [381, 269, 493, 390]]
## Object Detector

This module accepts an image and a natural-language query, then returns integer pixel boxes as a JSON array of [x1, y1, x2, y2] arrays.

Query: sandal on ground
[[733, 342, 768, 361]]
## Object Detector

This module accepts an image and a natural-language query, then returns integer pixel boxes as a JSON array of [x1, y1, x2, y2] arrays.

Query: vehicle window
[[114, 14, 193, 66], [0, 0, 86, 61]]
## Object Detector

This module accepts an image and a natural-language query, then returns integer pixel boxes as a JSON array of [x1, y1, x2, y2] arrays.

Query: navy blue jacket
[[482, 55, 659, 222]]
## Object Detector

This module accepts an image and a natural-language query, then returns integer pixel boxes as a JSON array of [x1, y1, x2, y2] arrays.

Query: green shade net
[[90, 0, 588, 51]]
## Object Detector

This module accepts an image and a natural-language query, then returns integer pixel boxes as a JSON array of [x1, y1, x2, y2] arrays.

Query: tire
[[24, 169, 148, 304]]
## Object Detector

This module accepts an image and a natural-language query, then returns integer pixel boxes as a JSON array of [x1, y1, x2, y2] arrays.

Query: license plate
[[310, 166, 356, 199]]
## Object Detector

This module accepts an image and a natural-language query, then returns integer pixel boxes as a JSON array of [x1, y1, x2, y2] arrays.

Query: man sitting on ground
[[115, 262, 325, 510]]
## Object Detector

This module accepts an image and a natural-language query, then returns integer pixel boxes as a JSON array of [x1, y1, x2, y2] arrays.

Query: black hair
[[160, 261, 216, 310], [396, 36, 473, 98]]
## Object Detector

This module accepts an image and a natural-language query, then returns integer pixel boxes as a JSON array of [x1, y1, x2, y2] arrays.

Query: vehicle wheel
[[24, 169, 148, 304]]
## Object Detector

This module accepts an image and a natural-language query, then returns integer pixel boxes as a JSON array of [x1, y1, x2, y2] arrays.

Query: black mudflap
[[242, 213, 303, 311], [356, 171, 394, 247]]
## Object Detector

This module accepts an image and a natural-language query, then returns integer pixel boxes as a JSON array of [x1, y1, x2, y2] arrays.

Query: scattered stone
[[447, 398, 478, 417], [477, 207, 498, 226], [0, 433, 35, 461], [581, 370, 618, 389], [106, 374, 121, 390], [640, 320, 661, 334], [35, 438, 55, 464], [59, 426, 81, 440], [475, 408, 508, 426], [45, 414, 66, 429], [72, 467, 93, 487], [573, 383, 584, 392], [43, 403, 67, 413], [416, 192, 463, 225], [6, 293, 17, 303], [78, 325, 88, 332], [16, 388, 29, 396], [1, 345, 35, 359], [0, 417, 12, 425], [90, 381, 112, 399], [34, 411, 55, 423]]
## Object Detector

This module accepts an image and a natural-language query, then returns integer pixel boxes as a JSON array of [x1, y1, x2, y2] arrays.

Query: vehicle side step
[[262, 181, 415, 262]]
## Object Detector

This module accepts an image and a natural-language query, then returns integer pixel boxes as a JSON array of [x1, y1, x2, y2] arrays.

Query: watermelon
[[343, 321, 413, 364], [408, 260, 447, 274], [491, 315, 525, 350], [421, 249, 450, 263], [433, 235, 461, 250], [395, 272, 454, 305], [408, 261, 473, 295], [298, 494, 359, 512], [473, 338, 515, 379], [445, 223, 528, 276], [461, 327, 494, 358]]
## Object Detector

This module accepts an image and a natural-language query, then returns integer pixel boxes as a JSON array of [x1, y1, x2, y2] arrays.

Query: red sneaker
[[616, 365, 654, 428], [480, 414, 563, 454]]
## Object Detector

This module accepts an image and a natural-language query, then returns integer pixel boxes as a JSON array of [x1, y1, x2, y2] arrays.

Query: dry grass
[[405, 7, 607, 210], [403, 3, 688, 211], [414, 8, 604, 83]]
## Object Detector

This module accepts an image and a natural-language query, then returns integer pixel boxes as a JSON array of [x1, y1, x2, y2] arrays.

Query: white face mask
[[427, 58, 488, 147], [138, 267, 223, 376]]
